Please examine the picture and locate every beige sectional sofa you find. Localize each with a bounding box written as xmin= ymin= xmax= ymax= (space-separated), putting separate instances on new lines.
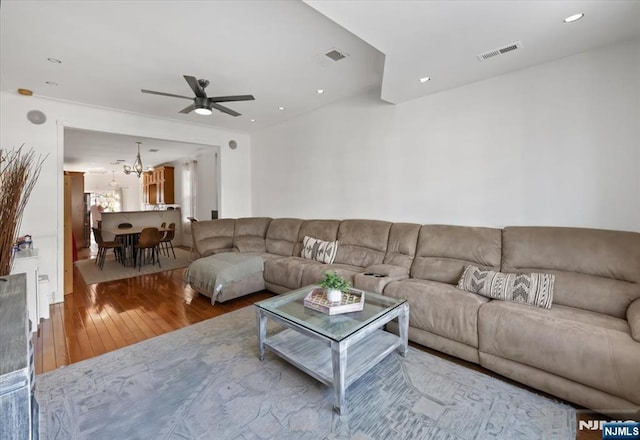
xmin=189 ymin=217 xmax=640 ymax=418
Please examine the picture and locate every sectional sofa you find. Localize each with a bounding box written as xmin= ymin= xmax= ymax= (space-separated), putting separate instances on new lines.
xmin=190 ymin=217 xmax=640 ymax=418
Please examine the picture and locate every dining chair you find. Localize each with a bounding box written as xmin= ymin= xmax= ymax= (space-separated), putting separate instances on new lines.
xmin=134 ymin=227 xmax=161 ymax=271
xmin=92 ymin=227 xmax=123 ymax=270
xmin=160 ymin=222 xmax=176 ymax=258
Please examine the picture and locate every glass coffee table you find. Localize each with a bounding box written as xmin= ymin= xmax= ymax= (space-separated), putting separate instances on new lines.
xmin=254 ymin=285 xmax=409 ymax=414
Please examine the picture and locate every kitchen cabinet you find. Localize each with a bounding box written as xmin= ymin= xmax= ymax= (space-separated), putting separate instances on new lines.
xmin=143 ymin=166 xmax=174 ymax=205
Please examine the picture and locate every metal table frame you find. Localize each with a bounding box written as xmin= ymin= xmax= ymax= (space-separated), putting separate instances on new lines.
xmin=255 ymin=290 xmax=409 ymax=415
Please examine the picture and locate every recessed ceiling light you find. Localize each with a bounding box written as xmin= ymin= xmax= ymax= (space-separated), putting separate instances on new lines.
xmin=45 ymin=81 xmax=58 ymax=86
xmin=17 ymin=88 xmax=33 ymax=96
xmin=278 ymin=106 xmax=285 ymax=110
xmin=316 ymin=89 xmax=324 ymax=94
xmin=563 ymin=13 xmax=584 ymax=23
xmin=419 ymin=77 xmax=431 ymax=83
xmin=47 ymin=57 xmax=62 ymax=63
xmin=250 ymin=119 xmax=256 ymax=122
xmin=149 ymin=148 xmax=159 ymax=152
xmin=116 ymin=159 xmax=126 ymax=162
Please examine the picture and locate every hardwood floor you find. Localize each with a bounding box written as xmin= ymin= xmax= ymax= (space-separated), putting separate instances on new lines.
xmin=33 ymin=245 xmax=607 ymax=439
xmin=33 ymin=246 xmax=275 ymax=374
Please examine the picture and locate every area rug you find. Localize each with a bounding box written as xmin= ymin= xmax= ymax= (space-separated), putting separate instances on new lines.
xmin=75 ymin=248 xmax=191 ymax=284
xmin=36 ymin=307 xmax=576 ymax=439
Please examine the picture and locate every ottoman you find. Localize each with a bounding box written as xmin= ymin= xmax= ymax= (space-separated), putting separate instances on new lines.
xmin=184 ymin=252 xmax=265 ymax=304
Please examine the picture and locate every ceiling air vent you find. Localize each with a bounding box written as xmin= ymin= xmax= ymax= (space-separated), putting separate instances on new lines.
xmin=476 ymin=41 xmax=523 ymax=62
xmin=325 ymin=49 xmax=348 ymax=62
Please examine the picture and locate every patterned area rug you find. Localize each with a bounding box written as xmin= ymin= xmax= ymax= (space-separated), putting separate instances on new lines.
xmin=75 ymin=248 xmax=191 ymax=284
xmin=36 ymin=307 xmax=576 ymax=439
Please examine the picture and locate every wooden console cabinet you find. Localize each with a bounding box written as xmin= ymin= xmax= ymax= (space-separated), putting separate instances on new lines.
xmin=142 ymin=166 xmax=174 ymax=205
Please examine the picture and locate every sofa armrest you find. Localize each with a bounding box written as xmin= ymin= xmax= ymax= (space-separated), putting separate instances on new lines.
xmin=354 ymin=264 xmax=409 ymax=294
xmin=628 ymin=298 xmax=640 ymax=343
xmin=363 ymin=264 xmax=409 ymax=278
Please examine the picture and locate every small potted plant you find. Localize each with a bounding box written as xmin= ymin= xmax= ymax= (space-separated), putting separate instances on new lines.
xmin=319 ymin=271 xmax=351 ymax=303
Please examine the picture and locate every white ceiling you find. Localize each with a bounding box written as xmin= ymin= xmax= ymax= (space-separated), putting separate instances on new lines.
xmin=2 ymin=1 xmax=639 ymax=171
xmin=64 ymin=128 xmax=212 ymax=173
xmin=306 ymin=0 xmax=640 ymax=103
xmin=0 ymin=0 xmax=385 ymax=132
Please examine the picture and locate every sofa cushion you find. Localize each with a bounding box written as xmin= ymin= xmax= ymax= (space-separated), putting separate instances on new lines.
xmin=264 ymin=256 xmax=322 ymax=290
xmin=293 ymin=220 xmax=341 ymax=256
xmin=192 ymin=219 xmax=235 ymax=258
xmin=628 ymin=299 xmax=640 ymax=343
xmin=502 ymin=226 xmax=640 ymax=318
xmin=411 ymin=225 xmax=501 ymax=284
xmin=265 ymin=218 xmax=303 ymax=256
xmin=457 ymin=265 xmax=555 ymax=309
xmin=234 ymin=236 xmax=267 ymax=253
xmin=233 ymin=217 xmax=271 ymax=253
xmin=234 ymin=217 xmax=272 ymax=238
xmin=334 ymin=219 xmax=391 ymax=267
xmin=384 ymin=279 xmax=489 ymax=348
xmin=383 ymin=223 xmax=421 ymax=269
xmin=300 ymin=263 xmax=363 ymax=287
xmin=364 ymin=264 xmax=409 ymax=278
xmin=479 ymin=301 xmax=640 ymax=405
xmin=301 ymin=236 xmax=339 ymax=264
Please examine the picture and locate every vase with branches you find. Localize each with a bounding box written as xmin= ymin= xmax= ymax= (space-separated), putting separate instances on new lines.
xmin=0 ymin=145 xmax=47 ymax=276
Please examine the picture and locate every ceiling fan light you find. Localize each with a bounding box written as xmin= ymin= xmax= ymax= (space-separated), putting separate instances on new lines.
xmin=194 ymin=106 xmax=212 ymax=115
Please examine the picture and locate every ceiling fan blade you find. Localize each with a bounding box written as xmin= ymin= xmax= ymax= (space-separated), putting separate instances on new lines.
xmin=210 ymin=102 xmax=241 ymax=117
xmin=207 ymin=95 xmax=255 ymax=103
xmin=179 ymin=103 xmax=196 ymax=114
xmin=183 ymin=75 xmax=206 ymax=98
xmin=141 ymin=89 xmax=193 ymax=100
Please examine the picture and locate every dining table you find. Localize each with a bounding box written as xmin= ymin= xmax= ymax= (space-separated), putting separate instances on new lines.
xmin=103 ymin=225 xmax=171 ymax=267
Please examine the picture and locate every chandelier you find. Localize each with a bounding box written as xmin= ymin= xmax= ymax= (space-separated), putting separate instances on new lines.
xmin=123 ymin=142 xmax=144 ymax=177
xmin=108 ymin=171 xmax=119 ymax=188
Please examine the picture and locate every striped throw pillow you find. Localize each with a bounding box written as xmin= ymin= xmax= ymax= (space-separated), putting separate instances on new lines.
xmin=457 ymin=265 xmax=555 ymax=309
xmin=301 ymin=236 xmax=339 ymax=264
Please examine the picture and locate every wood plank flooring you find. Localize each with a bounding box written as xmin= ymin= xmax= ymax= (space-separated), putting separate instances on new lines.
xmin=33 ymin=246 xmax=607 ymax=439
xmin=33 ymin=246 xmax=274 ymax=374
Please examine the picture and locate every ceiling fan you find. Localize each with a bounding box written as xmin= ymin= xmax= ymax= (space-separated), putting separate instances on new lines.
xmin=141 ymin=75 xmax=254 ymax=117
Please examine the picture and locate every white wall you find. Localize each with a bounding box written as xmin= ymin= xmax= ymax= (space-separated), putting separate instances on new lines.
xmin=251 ymin=38 xmax=640 ymax=232
xmin=195 ymin=149 xmax=219 ymax=221
xmin=0 ymin=94 xmax=252 ymax=302
xmin=167 ymin=151 xmax=221 ymax=245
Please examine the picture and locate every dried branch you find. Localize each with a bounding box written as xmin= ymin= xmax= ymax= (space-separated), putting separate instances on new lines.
xmin=0 ymin=145 xmax=47 ymax=276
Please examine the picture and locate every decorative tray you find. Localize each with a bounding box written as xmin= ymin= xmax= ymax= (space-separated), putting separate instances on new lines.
xmin=303 ymin=288 xmax=365 ymax=315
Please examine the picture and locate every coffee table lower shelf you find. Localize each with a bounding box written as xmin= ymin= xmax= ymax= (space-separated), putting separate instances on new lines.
xmin=264 ymin=327 xmax=401 ymax=391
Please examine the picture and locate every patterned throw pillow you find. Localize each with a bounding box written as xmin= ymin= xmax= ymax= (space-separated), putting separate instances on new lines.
xmin=457 ymin=265 xmax=555 ymax=309
xmin=301 ymin=236 xmax=339 ymax=264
